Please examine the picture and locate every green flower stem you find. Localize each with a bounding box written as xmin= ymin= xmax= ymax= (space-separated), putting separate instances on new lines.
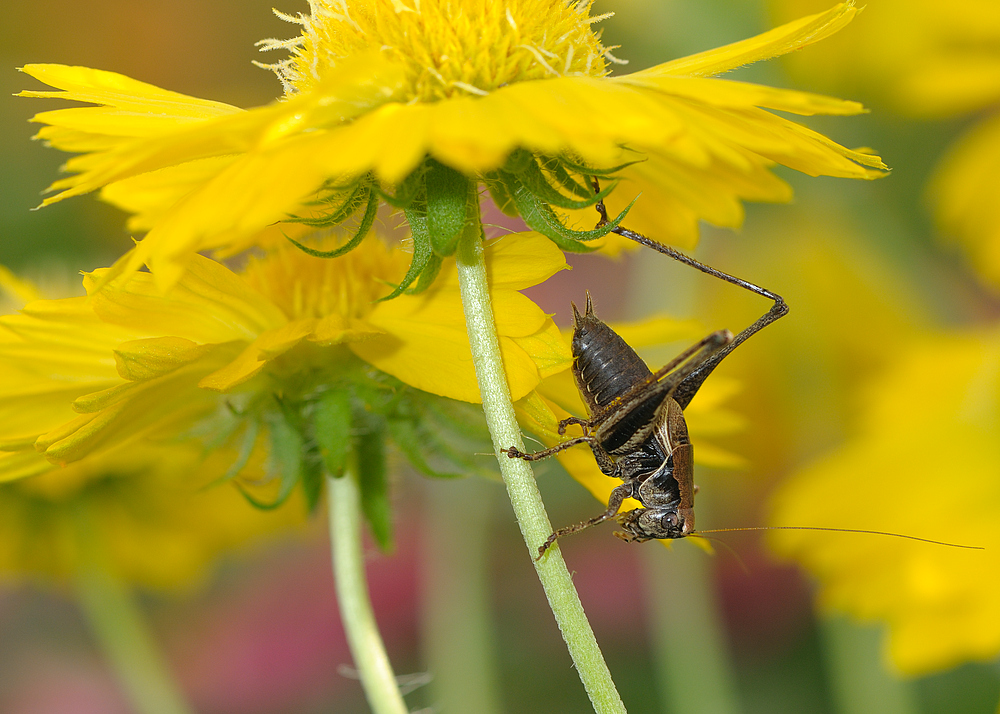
xmin=821 ymin=617 xmax=918 ymax=714
xmin=454 ymin=229 xmax=627 ymax=714
xmin=327 ymin=471 xmax=409 ymax=714
xmin=74 ymin=519 xmax=194 ymax=714
xmin=642 ymin=543 xmax=741 ymax=714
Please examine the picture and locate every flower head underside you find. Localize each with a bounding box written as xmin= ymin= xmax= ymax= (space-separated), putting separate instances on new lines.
xmin=20 ymin=2 xmax=885 ymax=291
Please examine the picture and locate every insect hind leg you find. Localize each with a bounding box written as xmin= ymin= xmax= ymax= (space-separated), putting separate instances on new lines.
xmin=590 ymin=177 xmax=788 ymax=409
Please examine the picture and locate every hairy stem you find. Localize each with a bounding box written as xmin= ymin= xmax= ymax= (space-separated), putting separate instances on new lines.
xmin=328 ymin=471 xmax=409 ymax=714
xmin=454 ymin=228 xmax=627 ymax=714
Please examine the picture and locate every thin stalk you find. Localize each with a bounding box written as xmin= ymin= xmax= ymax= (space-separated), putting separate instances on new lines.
xmin=74 ymin=514 xmax=195 ymax=714
xmin=421 ymin=477 xmax=503 ymax=714
xmin=642 ymin=544 xmax=741 ymax=714
xmin=328 ymin=471 xmax=409 ymax=714
xmin=821 ymin=617 xmax=918 ymax=714
xmin=454 ymin=227 xmax=627 ymax=714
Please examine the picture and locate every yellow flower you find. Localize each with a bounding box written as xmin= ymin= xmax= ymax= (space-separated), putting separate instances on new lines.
xmin=770 ymin=0 xmax=1000 ymax=290
xmin=0 ymin=443 xmax=306 ymax=590
xmin=0 ymin=231 xmax=567 ymax=475
xmin=0 ymin=273 xmax=305 ymax=589
xmin=21 ymin=1 xmax=884 ymax=289
xmin=516 ymin=315 xmax=746 ymax=521
xmin=768 ymin=329 xmax=1000 ymax=676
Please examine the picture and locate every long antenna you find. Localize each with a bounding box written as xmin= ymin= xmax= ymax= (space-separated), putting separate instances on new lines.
xmin=694 ymin=526 xmax=984 ymax=550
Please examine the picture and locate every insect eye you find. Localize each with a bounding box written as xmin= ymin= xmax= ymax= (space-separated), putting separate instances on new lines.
xmin=663 ymin=512 xmax=679 ymax=528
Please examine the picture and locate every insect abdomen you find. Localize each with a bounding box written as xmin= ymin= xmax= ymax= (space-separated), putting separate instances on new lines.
xmin=572 ymin=304 xmax=652 ymax=415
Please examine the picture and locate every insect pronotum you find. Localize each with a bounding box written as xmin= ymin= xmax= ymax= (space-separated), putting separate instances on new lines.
xmin=507 ymin=180 xmax=981 ymax=559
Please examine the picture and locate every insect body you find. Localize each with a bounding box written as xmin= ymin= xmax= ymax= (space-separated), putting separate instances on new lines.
xmin=507 ymin=295 xmax=746 ymax=557
xmin=508 ymin=208 xmax=788 ymax=558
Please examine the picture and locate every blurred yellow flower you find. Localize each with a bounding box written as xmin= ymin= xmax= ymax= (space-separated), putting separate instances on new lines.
xmin=768 ymin=329 xmax=1000 ymax=676
xmin=770 ymin=0 xmax=1000 ymax=289
xmin=0 ymin=273 xmax=304 ymax=590
xmin=0 ymin=443 xmax=305 ymax=590
xmin=0 ymin=231 xmax=567 ymax=475
xmin=20 ymin=1 xmax=884 ymax=288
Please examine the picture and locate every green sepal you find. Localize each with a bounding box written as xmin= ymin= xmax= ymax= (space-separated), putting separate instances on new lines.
xmin=515 ymin=159 xmax=616 ymax=210
xmin=510 ymin=177 xmax=637 ymax=251
xmin=295 ymin=179 xmax=371 ymax=227
xmin=386 ymin=418 xmax=461 ymax=479
xmin=239 ymin=407 xmax=302 ymax=510
xmin=558 ymin=156 xmax=645 ymax=178
xmin=313 ymin=389 xmax=352 ymax=477
xmin=286 ymin=188 xmax=379 ymax=259
xmin=379 ymin=207 xmax=433 ymax=301
xmin=485 ymin=174 xmax=519 ymax=217
xmin=299 ymin=448 xmax=324 ymax=512
xmin=425 ymin=159 xmax=473 ymax=257
xmin=502 ymin=148 xmax=534 ymax=175
xmin=377 ymin=168 xmax=425 ymax=209
xmin=407 ymin=253 xmax=443 ymax=296
xmin=221 ymin=419 xmax=259 ymax=483
xmin=356 ymin=419 xmax=393 ymax=551
xmin=545 ymin=160 xmax=595 ymax=199
xmin=507 ymin=178 xmax=591 ymax=253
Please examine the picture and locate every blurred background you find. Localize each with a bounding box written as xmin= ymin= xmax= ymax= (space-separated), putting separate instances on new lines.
xmin=2 ymin=0 xmax=999 ymax=712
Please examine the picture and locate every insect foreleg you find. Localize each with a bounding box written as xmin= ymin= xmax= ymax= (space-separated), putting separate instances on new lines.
xmin=536 ymin=481 xmax=635 ymax=559
xmin=557 ymin=415 xmax=589 ymax=435
xmin=505 ymin=435 xmax=595 ymax=461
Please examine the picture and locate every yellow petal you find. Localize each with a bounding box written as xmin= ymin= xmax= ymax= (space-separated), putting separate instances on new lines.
xmin=86 ymin=254 xmax=286 ymax=342
xmin=19 ymin=64 xmax=240 ymax=119
xmin=509 ymin=319 xmax=572 ymax=381
xmin=636 ymin=2 xmax=858 ymax=79
xmin=198 ymin=320 xmax=317 ymax=392
xmin=309 ymin=315 xmax=385 ymax=345
xmin=113 ymin=337 xmax=212 ymax=381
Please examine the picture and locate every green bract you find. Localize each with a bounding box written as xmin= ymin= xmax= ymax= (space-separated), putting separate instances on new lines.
xmin=284 ymin=151 xmax=637 ymax=290
xmin=198 ymin=348 xmax=495 ymax=551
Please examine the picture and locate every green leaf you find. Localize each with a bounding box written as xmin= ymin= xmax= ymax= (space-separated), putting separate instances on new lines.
xmin=425 ymin=159 xmax=472 ymax=257
xmin=313 ymin=389 xmax=352 ymax=477
xmin=356 ymin=419 xmax=393 ymax=552
xmin=380 ymin=207 xmax=434 ymax=301
xmin=286 ymin=188 xmax=379 ymax=259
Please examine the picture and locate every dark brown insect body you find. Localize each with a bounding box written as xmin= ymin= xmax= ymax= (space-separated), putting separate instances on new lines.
xmin=567 ymin=296 xmax=717 ymax=541
xmin=507 ymin=295 xmax=744 ymax=556
xmin=508 ymin=185 xmax=788 ymax=557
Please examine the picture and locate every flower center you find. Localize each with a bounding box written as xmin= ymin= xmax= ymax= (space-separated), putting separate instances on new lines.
xmin=241 ymin=236 xmax=408 ymax=322
xmin=264 ymin=0 xmax=612 ymax=100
